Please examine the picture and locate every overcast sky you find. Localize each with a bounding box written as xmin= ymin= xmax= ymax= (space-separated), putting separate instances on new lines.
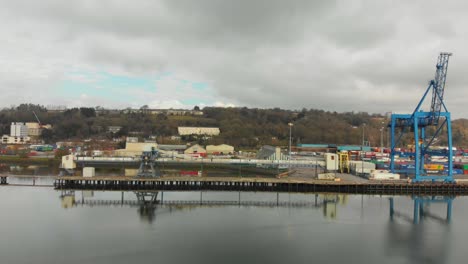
xmin=0 ymin=1 xmax=466 ymax=117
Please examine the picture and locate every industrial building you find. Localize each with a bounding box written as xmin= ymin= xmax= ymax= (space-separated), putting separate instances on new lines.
xmin=184 ymin=144 xmax=207 ymax=156
xmin=206 ymin=144 xmax=234 ymax=155
xmin=24 ymin=122 xmax=52 ymax=143
xmin=114 ymin=142 xmax=158 ymax=157
xmin=178 ymin=127 xmax=220 ymax=136
xmin=257 ymin=145 xmax=288 ymax=160
xmin=158 ymin=144 xmax=187 ymax=153
xmin=294 ymin=144 xmax=372 ymax=153
xmin=1 ymin=135 xmax=31 ymax=144
xmin=1 ymin=122 xmax=31 ymax=144
xmin=25 ymin=122 xmax=42 ymax=137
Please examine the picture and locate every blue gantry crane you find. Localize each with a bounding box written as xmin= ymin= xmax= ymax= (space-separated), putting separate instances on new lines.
xmin=389 ymin=52 xmax=453 ymax=182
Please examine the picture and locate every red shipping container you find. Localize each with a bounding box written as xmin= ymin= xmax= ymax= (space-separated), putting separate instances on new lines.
xmin=180 ymin=170 xmax=199 ymax=176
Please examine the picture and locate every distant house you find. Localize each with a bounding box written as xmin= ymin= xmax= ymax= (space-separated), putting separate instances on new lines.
xmin=168 ymin=110 xmax=189 ymax=115
xmin=256 ymin=145 xmax=288 ymax=160
xmin=56 ymin=141 xmax=85 ymax=148
xmin=108 ymin=126 xmax=122 ymax=133
xmin=126 ymin=137 xmax=139 ymax=143
xmin=170 ymin=135 xmax=181 ymax=141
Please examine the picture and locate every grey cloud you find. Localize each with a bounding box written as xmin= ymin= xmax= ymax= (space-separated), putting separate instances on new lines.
xmin=0 ymin=0 xmax=467 ymax=118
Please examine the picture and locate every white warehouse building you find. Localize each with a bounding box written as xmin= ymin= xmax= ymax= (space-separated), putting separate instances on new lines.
xmin=206 ymin=144 xmax=234 ymax=155
xmin=178 ymin=127 xmax=220 ymax=136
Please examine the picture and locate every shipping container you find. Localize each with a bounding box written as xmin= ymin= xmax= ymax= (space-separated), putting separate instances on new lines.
xmin=369 ymin=170 xmax=400 ymax=180
xmin=376 ymin=163 xmax=390 ymax=170
xmin=83 ymin=167 xmax=95 ymax=178
xmin=424 ymin=164 xmax=444 ymax=170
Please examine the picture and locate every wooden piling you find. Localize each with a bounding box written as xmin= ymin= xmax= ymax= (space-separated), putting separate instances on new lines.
xmin=51 ymin=176 xmax=468 ymax=195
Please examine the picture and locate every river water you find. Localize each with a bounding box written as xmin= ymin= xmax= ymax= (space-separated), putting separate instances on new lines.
xmin=1 ymin=176 xmax=467 ymax=264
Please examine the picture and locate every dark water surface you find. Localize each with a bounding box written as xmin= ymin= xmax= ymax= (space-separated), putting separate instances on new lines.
xmin=1 ymin=176 xmax=467 ymax=264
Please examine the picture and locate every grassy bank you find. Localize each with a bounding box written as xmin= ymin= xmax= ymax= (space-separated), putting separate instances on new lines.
xmin=0 ymin=156 xmax=60 ymax=165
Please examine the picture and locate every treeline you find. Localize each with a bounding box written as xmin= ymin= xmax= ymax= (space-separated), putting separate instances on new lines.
xmin=1 ymin=104 xmax=468 ymax=149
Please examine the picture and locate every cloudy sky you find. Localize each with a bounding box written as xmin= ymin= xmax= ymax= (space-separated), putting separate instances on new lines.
xmin=0 ymin=1 xmax=466 ymax=117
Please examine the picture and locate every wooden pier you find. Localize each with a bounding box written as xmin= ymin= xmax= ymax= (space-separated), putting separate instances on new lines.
xmin=55 ymin=176 xmax=468 ymax=195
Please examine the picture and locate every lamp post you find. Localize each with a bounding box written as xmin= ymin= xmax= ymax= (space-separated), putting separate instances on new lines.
xmin=288 ymin=122 xmax=293 ymax=170
xmin=362 ymin=123 xmax=366 ymax=147
xmin=361 ymin=123 xmax=366 ymax=177
xmin=380 ymin=127 xmax=384 ymax=153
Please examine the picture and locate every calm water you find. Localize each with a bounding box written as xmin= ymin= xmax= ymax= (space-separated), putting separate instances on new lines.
xmin=1 ymin=177 xmax=467 ymax=264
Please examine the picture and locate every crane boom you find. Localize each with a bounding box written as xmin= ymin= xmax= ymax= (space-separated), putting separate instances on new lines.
xmin=430 ymin=52 xmax=452 ymax=125
xmin=32 ymin=111 xmax=41 ymax=126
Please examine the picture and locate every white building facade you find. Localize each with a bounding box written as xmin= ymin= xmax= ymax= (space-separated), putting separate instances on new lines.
xmin=10 ymin=122 xmax=28 ymax=137
xmin=206 ymin=144 xmax=234 ymax=155
xmin=178 ymin=127 xmax=220 ymax=136
xmin=1 ymin=122 xmax=31 ymax=144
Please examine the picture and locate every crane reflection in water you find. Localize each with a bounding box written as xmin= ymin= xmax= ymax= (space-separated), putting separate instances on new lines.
xmin=385 ymin=196 xmax=454 ymax=264
xmin=59 ymin=191 xmax=348 ymax=223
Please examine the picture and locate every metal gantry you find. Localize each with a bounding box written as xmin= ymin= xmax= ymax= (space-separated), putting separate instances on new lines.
xmin=136 ymin=147 xmax=161 ymax=178
xmin=390 ymin=52 xmax=454 ymax=182
xmin=338 ymin=152 xmax=350 ymax=173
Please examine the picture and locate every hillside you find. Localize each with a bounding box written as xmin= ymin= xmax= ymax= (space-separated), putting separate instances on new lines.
xmin=1 ymin=104 xmax=467 ymax=149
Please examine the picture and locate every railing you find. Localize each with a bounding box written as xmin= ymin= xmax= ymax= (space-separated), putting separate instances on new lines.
xmin=73 ymin=156 xmax=325 ymax=167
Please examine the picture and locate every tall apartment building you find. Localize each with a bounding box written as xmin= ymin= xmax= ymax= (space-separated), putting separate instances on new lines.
xmin=10 ymin=122 xmax=28 ymax=137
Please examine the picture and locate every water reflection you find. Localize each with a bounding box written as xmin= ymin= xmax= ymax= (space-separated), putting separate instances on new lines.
xmin=13 ymin=188 xmax=461 ymax=264
xmin=386 ymin=196 xmax=453 ymax=264
xmin=58 ymin=191 xmax=349 ymax=223
xmin=389 ymin=196 xmax=453 ymax=224
xmin=59 ymin=190 xmax=76 ymax=209
xmin=134 ymin=192 xmax=159 ymax=223
xmin=58 ymin=189 xmax=457 ymax=263
xmin=0 ymin=164 xmax=59 ymax=176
